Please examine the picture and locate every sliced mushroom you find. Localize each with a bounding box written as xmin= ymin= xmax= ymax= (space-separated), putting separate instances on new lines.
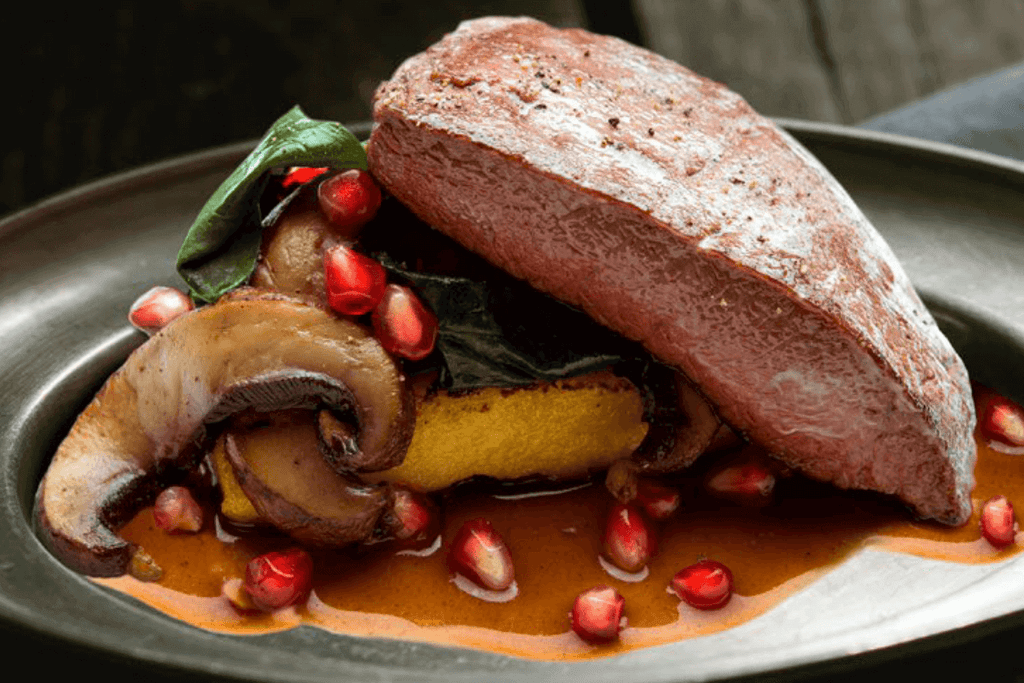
xmin=223 ymin=412 xmax=390 ymax=547
xmin=631 ymin=367 xmax=721 ymax=473
xmin=36 ymin=289 xmax=414 ymax=576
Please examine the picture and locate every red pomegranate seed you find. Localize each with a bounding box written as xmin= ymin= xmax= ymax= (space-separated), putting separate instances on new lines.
xmin=635 ymin=480 xmax=681 ymax=521
xmin=448 ymin=518 xmax=515 ymax=591
xmin=317 ymin=169 xmax=382 ymax=235
xmin=128 ymin=286 xmax=194 ymax=334
xmin=372 ymin=284 xmax=438 ymax=360
xmin=391 ymin=487 xmax=435 ymax=541
xmin=222 ymin=578 xmax=259 ymax=614
xmin=152 ymin=486 xmax=203 ymax=533
xmin=571 ymin=585 xmax=626 ymax=644
xmin=322 ymin=244 xmax=387 ymax=316
xmin=671 ymin=559 xmax=734 ymax=610
xmin=981 ymin=495 xmax=1018 ymax=548
xmin=705 ymin=455 xmax=776 ymax=507
xmin=244 ymin=548 xmax=314 ymax=611
xmin=982 ymin=397 xmax=1024 ymax=447
xmin=603 ymin=504 xmax=656 ymax=573
xmin=281 ymin=166 xmax=329 ymax=189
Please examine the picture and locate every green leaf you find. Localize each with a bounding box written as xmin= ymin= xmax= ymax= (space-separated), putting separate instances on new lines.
xmin=176 ymin=106 xmax=366 ymax=302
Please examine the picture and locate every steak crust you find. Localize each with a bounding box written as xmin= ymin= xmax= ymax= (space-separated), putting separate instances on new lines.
xmin=367 ymin=16 xmax=976 ymax=524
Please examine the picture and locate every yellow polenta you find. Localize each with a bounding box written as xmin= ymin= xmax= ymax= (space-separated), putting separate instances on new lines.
xmin=215 ymin=370 xmax=646 ymax=523
xmin=368 ymin=371 xmax=646 ymax=490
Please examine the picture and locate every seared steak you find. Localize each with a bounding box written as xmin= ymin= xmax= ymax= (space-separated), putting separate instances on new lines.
xmin=367 ymin=17 xmax=975 ymax=524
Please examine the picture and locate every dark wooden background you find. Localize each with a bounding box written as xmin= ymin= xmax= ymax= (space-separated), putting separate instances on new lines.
xmin=4 ymin=0 xmax=1024 ymax=219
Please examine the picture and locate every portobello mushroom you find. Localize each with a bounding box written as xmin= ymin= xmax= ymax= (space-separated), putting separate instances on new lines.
xmin=223 ymin=413 xmax=390 ymax=547
xmin=36 ymin=289 xmax=414 ymax=576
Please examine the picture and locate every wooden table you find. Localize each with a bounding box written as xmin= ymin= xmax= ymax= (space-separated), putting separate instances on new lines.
xmin=4 ymin=1 xmax=1024 ymax=217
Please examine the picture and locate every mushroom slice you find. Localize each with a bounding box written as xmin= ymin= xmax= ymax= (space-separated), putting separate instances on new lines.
xmin=631 ymin=367 xmax=721 ymax=474
xmin=223 ymin=413 xmax=389 ymax=547
xmin=36 ymin=289 xmax=414 ymax=576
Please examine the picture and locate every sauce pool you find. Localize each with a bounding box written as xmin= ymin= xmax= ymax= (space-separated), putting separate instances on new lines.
xmin=96 ymin=383 xmax=1023 ymax=660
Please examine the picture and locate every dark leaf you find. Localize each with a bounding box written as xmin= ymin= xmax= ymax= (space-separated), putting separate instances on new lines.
xmin=401 ymin=268 xmax=633 ymax=390
xmin=363 ymin=199 xmax=638 ymax=390
xmin=176 ymin=106 xmax=365 ymax=302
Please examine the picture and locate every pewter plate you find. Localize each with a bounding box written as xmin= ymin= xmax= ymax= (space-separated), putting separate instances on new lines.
xmin=2 ymin=121 xmax=1024 ymax=681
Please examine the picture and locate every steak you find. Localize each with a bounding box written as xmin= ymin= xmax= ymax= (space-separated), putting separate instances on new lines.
xmin=366 ymin=16 xmax=976 ymax=524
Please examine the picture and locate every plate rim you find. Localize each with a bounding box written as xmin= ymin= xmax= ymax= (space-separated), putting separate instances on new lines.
xmin=2 ymin=118 xmax=1024 ymax=682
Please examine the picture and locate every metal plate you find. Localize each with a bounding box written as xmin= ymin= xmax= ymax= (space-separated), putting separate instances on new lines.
xmin=2 ymin=121 xmax=1024 ymax=681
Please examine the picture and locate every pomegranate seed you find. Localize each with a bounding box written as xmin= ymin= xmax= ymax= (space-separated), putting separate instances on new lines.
xmin=603 ymin=504 xmax=656 ymax=573
xmin=372 ymin=284 xmax=438 ymax=361
xmin=982 ymin=397 xmax=1024 ymax=447
xmin=705 ymin=454 xmax=776 ymax=507
xmin=222 ymin=578 xmax=259 ymax=614
xmin=981 ymin=495 xmax=1018 ymax=548
xmin=571 ymin=585 xmax=626 ymax=644
xmin=152 ymin=486 xmax=203 ymax=533
xmin=448 ymin=518 xmax=515 ymax=591
xmin=635 ymin=480 xmax=681 ymax=521
xmin=317 ymin=169 xmax=382 ymax=235
xmin=128 ymin=286 xmax=194 ymax=334
xmin=390 ymin=487 xmax=435 ymax=541
xmin=281 ymin=166 xmax=329 ymax=189
xmin=322 ymin=244 xmax=387 ymax=316
xmin=244 ymin=548 xmax=314 ymax=611
xmin=671 ymin=559 xmax=734 ymax=610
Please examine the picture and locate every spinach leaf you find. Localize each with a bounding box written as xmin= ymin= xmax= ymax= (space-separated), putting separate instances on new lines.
xmin=392 ymin=266 xmax=634 ymax=390
xmin=176 ymin=106 xmax=366 ymax=302
xmin=363 ymin=199 xmax=638 ymax=391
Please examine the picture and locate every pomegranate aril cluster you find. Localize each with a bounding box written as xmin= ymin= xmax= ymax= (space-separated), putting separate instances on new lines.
xmin=313 ymin=169 xmax=439 ymax=361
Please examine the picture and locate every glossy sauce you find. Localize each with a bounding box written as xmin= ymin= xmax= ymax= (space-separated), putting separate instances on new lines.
xmin=96 ymin=383 xmax=1023 ymax=660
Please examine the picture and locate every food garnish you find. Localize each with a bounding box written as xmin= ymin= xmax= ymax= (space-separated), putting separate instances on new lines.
xmin=602 ymin=503 xmax=656 ymax=574
xmin=980 ymin=495 xmax=1018 ymax=548
xmin=670 ymin=560 xmax=734 ymax=610
xmin=571 ymin=585 xmax=626 ymax=644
